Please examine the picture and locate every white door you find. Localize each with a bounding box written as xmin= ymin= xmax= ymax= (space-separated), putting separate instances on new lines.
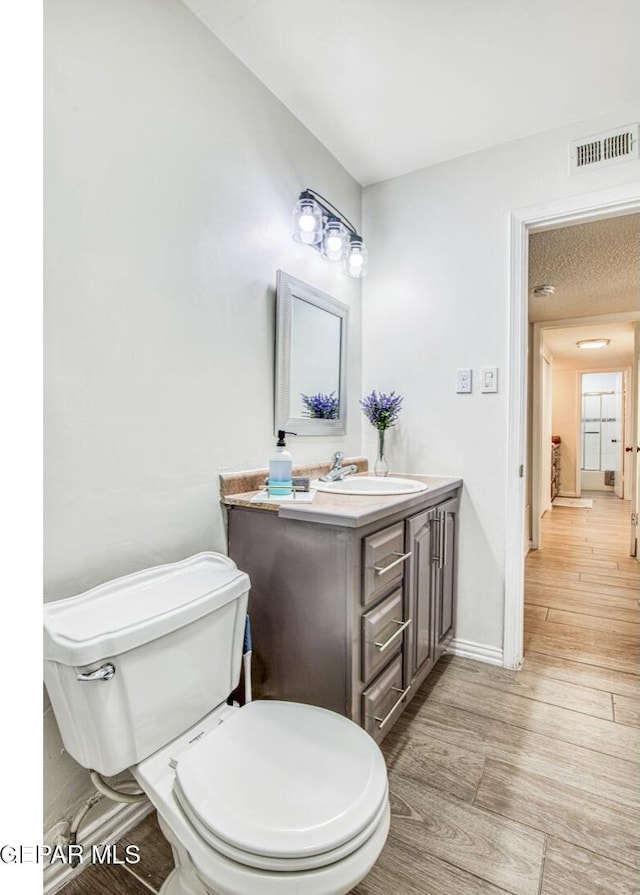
xmin=630 ymin=324 xmax=640 ymax=557
xmin=540 ymin=353 xmax=553 ymax=515
xmin=613 ymin=371 xmax=624 ymax=499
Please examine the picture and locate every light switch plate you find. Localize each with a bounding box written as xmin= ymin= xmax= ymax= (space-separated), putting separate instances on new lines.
xmin=481 ymin=366 xmax=498 ymax=393
xmin=456 ymin=369 xmax=472 ymax=394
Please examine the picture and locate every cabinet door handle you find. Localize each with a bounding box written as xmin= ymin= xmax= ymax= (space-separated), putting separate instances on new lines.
xmin=374 ymin=685 xmax=411 ymax=730
xmin=373 ymin=551 xmax=412 ymax=575
xmin=438 ymin=513 xmax=445 ymax=568
xmin=431 ymin=517 xmax=441 ymax=564
xmin=374 ymin=617 xmax=412 ymax=652
xmin=442 ymin=512 xmax=450 ymax=568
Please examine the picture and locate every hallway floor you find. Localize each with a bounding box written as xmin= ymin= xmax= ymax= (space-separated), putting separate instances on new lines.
xmin=61 ymin=492 xmax=639 ymax=895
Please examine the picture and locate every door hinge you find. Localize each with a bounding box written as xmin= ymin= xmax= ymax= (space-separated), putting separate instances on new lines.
xmin=519 ymin=465 xmax=524 ymax=478
xmin=632 ymin=513 xmax=639 ymax=526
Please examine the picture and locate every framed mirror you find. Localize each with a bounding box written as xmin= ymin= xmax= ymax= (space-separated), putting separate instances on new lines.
xmin=275 ymin=270 xmax=348 ymax=436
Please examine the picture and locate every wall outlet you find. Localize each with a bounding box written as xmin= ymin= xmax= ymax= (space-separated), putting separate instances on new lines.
xmin=481 ymin=366 xmax=498 ymax=393
xmin=456 ymin=369 xmax=472 ymax=394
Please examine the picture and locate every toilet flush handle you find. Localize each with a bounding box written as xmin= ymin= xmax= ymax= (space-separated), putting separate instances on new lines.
xmin=77 ymin=663 xmax=116 ymax=682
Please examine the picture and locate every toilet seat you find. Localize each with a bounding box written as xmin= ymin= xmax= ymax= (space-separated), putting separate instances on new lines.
xmin=173 ymin=701 xmax=389 ymax=872
xmin=177 ymin=790 xmax=389 ymax=872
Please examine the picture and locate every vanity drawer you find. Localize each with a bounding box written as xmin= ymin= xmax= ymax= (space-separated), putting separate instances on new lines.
xmin=362 ymin=521 xmax=409 ymax=606
xmin=361 ymin=654 xmax=407 ymax=742
xmin=361 ymin=587 xmax=408 ymax=683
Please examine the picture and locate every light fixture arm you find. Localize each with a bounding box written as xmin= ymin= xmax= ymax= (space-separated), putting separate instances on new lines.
xmin=299 ymin=188 xmax=360 ymax=238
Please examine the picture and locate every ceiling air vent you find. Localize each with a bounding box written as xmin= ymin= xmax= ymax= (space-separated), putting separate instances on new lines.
xmin=569 ymin=124 xmax=639 ymax=174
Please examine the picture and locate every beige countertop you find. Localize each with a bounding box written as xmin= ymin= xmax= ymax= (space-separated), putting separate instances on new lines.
xmin=221 ymin=469 xmax=462 ymax=528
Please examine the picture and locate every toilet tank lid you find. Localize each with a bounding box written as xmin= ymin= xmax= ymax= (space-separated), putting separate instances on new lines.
xmin=43 ymin=552 xmax=250 ymax=667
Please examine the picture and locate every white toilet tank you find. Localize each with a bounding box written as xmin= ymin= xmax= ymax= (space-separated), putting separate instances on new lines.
xmin=44 ymin=552 xmax=250 ymax=777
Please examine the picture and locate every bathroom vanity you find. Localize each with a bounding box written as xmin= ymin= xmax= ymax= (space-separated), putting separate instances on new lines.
xmin=221 ymin=469 xmax=461 ymax=742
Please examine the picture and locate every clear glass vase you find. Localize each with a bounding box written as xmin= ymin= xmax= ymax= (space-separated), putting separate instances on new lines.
xmin=374 ymin=428 xmax=389 ymax=476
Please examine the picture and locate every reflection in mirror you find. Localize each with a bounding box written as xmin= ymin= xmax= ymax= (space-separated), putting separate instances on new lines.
xmin=291 ymin=299 xmax=341 ymax=418
xmin=275 ymin=271 xmax=348 ymax=436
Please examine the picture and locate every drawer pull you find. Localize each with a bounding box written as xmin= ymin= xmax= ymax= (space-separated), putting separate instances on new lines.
xmin=373 ymin=617 xmax=412 ymax=652
xmin=374 ymin=685 xmax=411 ymax=730
xmin=373 ymin=551 xmax=412 ymax=576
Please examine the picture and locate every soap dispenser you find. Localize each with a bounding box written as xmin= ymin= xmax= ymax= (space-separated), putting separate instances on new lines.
xmin=268 ymin=431 xmax=295 ymax=496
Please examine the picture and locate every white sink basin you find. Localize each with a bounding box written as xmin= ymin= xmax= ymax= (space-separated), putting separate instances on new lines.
xmin=313 ymin=476 xmax=429 ymax=496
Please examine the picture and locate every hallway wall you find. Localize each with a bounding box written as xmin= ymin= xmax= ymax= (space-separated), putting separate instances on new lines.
xmin=44 ymin=0 xmax=362 ymax=833
xmin=363 ymin=103 xmax=640 ymax=655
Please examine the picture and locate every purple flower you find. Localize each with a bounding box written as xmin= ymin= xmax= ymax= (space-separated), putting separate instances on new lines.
xmin=360 ymin=390 xmax=403 ymax=430
xmin=301 ymin=391 xmax=339 ymax=420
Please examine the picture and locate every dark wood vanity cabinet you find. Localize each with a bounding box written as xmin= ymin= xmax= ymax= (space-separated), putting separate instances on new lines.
xmin=405 ymin=510 xmax=438 ymax=682
xmin=404 ymin=496 xmax=458 ymax=696
xmin=225 ymin=483 xmax=460 ymax=742
xmin=436 ymin=497 xmax=458 ymax=651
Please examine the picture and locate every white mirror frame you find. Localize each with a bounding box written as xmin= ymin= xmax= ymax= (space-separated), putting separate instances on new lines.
xmin=275 ymin=270 xmax=348 ymax=436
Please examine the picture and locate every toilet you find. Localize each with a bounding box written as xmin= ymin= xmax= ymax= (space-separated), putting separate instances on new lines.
xmin=43 ymin=552 xmax=390 ymax=895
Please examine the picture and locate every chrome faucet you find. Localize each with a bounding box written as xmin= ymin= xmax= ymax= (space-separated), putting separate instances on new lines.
xmin=319 ymin=452 xmax=358 ymax=482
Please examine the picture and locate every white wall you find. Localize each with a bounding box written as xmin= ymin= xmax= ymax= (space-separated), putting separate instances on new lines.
xmin=362 ymin=105 xmax=640 ymax=654
xmin=44 ymin=0 xmax=362 ymax=830
xmin=581 ymin=470 xmax=614 ymax=491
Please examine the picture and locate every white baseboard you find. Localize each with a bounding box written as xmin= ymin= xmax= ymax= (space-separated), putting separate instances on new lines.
xmin=446 ymin=637 xmax=504 ymax=667
xmin=44 ymin=799 xmax=153 ymax=895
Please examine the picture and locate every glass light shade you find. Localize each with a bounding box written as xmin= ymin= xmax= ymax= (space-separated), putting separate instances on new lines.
xmin=292 ymin=197 xmax=322 ymax=246
xmin=343 ymin=238 xmax=368 ymax=277
xmin=322 ymin=219 xmax=348 ymax=261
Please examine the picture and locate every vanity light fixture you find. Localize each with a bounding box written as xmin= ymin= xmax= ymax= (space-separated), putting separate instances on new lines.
xmin=292 ymin=188 xmax=368 ymax=277
xmin=344 ymin=235 xmax=368 ymax=278
xmin=322 ymin=219 xmax=348 ymax=262
xmin=576 ymin=338 xmax=610 ymax=350
xmin=292 ymin=193 xmax=323 ymax=246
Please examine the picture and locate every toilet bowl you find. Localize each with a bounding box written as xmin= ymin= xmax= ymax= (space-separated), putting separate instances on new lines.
xmin=134 ymin=699 xmax=390 ymax=895
xmin=43 ymin=552 xmax=390 ymax=895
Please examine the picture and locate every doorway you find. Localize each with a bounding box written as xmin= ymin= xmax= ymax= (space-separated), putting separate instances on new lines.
xmin=580 ymin=370 xmax=625 ymax=496
xmin=530 ymin=317 xmax=636 ymax=553
xmin=503 ymin=184 xmax=640 ymax=670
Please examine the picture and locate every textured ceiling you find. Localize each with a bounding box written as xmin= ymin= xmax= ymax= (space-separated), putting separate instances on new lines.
xmin=529 ymin=214 xmax=640 ymax=324
xmin=181 ymin=0 xmax=640 ymax=185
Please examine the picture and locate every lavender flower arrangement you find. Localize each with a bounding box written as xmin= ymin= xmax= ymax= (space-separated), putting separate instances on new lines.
xmin=360 ymin=390 xmax=403 ymax=430
xmin=301 ymin=391 xmax=339 ymax=420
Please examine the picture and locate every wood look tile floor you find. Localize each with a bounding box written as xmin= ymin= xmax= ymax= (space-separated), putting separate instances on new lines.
xmin=61 ymin=492 xmax=639 ymax=895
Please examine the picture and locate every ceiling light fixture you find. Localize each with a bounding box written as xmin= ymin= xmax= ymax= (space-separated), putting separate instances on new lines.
xmin=292 ymin=188 xmax=368 ymax=277
xmin=532 ymin=284 xmax=555 ymax=296
xmin=576 ymin=339 xmax=610 ymax=350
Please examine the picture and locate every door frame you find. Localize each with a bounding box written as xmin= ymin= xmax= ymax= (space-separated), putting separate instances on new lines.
xmin=631 ymin=323 xmax=640 ymax=556
xmin=530 ymin=316 xmax=639 ymax=550
xmin=577 ymin=366 xmax=631 ymax=499
xmin=503 ymin=182 xmax=640 ymax=670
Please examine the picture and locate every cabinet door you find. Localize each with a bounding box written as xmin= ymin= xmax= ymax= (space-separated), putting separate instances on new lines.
xmin=405 ymin=510 xmax=437 ymax=678
xmin=436 ymin=498 xmax=458 ymax=653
